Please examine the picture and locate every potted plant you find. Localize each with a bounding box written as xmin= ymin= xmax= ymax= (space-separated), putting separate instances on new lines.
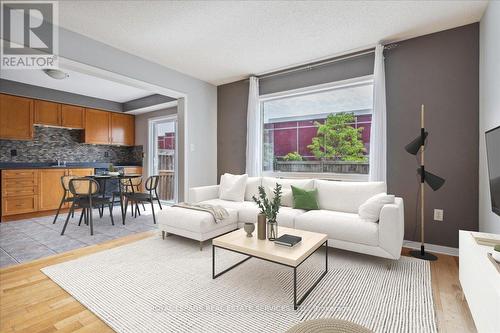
xmin=253 ymin=183 xmax=282 ymax=241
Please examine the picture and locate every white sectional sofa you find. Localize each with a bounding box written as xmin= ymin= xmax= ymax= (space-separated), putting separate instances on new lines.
xmin=189 ymin=177 xmax=404 ymax=260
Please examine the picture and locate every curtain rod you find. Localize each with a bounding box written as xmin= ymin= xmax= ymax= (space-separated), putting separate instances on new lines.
xmin=251 ymin=44 xmax=398 ymax=81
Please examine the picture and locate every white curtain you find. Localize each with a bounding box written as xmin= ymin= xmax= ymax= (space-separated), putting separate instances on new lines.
xmin=369 ymin=44 xmax=387 ymax=182
xmin=245 ymin=76 xmax=262 ymax=176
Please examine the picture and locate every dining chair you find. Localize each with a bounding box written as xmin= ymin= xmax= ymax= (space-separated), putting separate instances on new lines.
xmin=122 ymin=175 xmax=160 ymax=225
xmin=52 ymin=175 xmax=78 ymax=224
xmin=112 ymin=177 xmax=145 ymax=217
xmin=61 ymin=178 xmax=115 ymax=236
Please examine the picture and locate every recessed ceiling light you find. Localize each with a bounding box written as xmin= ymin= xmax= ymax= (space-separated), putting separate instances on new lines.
xmin=42 ymin=69 xmax=69 ymax=80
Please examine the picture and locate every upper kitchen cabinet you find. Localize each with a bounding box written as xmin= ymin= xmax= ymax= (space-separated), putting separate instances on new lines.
xmin=61 ymin=104 xmax=85 ymax=129
xmin=111 ymin=113 xmax=135 ymax=146
xmin=34 ymin=100 xmax=61 ymax=126
xmin=84 ymin=108 xmax=111 ymax=144
xmin=0 ymin=94 xmax=34 ymax=140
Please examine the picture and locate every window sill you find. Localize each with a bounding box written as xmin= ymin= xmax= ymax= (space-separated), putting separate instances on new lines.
xmin=262 ymin=171 xmax=369 ymax=182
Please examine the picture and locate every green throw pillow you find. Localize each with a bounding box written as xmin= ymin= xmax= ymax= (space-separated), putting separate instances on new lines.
xmin=291 ymin=185 xmax=319 ymax=210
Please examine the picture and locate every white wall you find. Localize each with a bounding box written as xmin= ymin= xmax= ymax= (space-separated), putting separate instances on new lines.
xmin=479 ymin=1 xmax=500 ymax=234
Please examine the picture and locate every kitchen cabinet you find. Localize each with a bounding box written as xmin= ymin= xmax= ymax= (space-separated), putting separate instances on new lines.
xmin=84 ymin=108 xmax=111 ymax=144
xmin=61 ymin=104 xmax=84 ymax=129
xmin=1 ymin=169 xmax=38 ymax=217
xmin=0 ymin=168 xmax=97 ymax=220
xmin=0 ymin=94 xmax=34 ymax=140
xmin=38 ymin=169 xmax=66 ymax=211
xmin=34 ymin=100 xmax=61 ymax=126
xmin=111 ymin=113 xmax=135 ymax=146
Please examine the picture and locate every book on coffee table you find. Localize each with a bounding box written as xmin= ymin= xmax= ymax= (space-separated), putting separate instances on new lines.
xmin=274 ymin=234 xmax=302 ymax=247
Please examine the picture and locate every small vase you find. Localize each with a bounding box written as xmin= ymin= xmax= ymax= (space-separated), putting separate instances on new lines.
xmin=267 ymin=220 xmax=278 ymax=241
xmin=244 ymin=223 xmax=255 ymax=237
xmin=257 ymin=214 xmax=266 ymax=240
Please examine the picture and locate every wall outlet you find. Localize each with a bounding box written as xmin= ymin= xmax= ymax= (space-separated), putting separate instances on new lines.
xmin=104 ymin=151 xmax=109 ymax=157
xmin=434 ymin=209 xmax=444 ymax=221
xmin=10 ymin=149 xmax=17 ymax=157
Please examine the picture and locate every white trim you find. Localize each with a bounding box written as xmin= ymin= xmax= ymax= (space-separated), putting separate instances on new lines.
xmin=259 ymin=74 xmax=374 ymax=101
xmin=259 ymin=75 xmax=373 ymax=179
xmin=148 ymin=115 xmax=179 ymax=203
xmin=403 ymin=240 xmax=458 ymax=257
xmin=262 ymin=171 xmax=368 ymax=182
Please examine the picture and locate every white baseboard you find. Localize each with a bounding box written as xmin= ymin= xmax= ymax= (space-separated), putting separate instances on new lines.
xmin=403 ymin=240 xmax=458 ymax=256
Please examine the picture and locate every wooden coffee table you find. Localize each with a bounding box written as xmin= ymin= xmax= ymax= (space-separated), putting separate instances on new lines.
xmin=212 ymin=226 xmax=328 ymax=310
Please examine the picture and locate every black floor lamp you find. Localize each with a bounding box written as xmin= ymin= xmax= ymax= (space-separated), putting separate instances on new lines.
xmin=405 ymin=105 xmax=445 ymax=261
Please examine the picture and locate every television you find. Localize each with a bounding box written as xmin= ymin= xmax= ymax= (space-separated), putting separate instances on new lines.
xmin=486 ymin=125 xmax=500 ymax=216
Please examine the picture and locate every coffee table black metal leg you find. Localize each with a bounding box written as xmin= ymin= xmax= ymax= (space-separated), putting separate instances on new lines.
xmin=212 ymin=246 xmax=252 ymax=279
xmin=293 ymin=241 xmax=329 ymax=310
xmin=293 ymin=267 xmax=298 ymax=310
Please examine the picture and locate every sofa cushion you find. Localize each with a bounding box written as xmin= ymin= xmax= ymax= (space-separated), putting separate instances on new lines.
xmin=245 ymin=177 xmax=262 ymax=202
xmin=314 ymin=180 xmax=387 ymax=213
xmin=295 ymin=210 xmax=379 ymax=246
xmin=200 ymin=199 xmax=257 ymax=211
xmin=268 ymin=186 xmax=293 ymax=207
xmin=262 ymin=177 xmax=314 ymax=207
xmin=219 ymin=173 xmax=248 ymax=202
xmin=157 ymin=206 xmax=237 ymax=234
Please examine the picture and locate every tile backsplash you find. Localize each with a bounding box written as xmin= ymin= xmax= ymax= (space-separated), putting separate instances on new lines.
xmin=0 ymin=126 xmax=142 ymax=164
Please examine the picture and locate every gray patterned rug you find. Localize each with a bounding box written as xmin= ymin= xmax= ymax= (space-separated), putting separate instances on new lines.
xmin=42 ymin=234 xmax=437 ymax=333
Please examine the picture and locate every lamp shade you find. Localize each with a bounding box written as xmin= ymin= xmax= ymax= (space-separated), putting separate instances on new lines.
xmin=417 ymin=168 xmax=445 ymax=191
xmin=405 ymin=131 xmax=428 ymax=155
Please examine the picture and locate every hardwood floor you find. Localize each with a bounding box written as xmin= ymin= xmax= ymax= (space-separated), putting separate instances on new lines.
xmin=1 ymin=235 xmax=476 ymax=333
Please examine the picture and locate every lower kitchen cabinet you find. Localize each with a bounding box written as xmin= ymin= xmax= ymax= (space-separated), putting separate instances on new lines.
xmin=1 ymin=168 xmax=96 ymax=221
xmin=38 ymin=169 xmax=67 ymax=211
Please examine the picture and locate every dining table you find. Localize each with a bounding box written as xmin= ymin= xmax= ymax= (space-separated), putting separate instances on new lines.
xmin=86 ymin=173 xmax=142 ymax=224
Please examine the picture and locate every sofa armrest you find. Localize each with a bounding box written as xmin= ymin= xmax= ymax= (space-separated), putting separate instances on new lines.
xmin=378 ymin=197 xmax=405 ymax=259
xmin=189 ymin=185 xmax=220 ymax=203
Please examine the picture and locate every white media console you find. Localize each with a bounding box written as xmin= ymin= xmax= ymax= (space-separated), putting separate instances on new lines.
xmin=459 ymin=230 xmax=500 ymax=332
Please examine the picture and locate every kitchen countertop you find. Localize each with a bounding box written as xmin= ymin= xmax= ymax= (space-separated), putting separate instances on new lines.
xmin=0 ymin=162 xmax=142 ymax=170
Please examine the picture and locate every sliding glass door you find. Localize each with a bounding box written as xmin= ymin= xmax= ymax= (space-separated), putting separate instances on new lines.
xmin=150 ymin=116 xmax=177 ymax=204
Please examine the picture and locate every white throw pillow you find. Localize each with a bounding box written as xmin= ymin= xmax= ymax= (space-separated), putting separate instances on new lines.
xmin=268 ymin=186 xmax=293 ymax=207
xmin=219 ymin=173 xmax=248 ymax=202
xmin=244 ymin=177 xmax=262 ymax=201
xmin=358 ymin=193 xmax=395 ymax=222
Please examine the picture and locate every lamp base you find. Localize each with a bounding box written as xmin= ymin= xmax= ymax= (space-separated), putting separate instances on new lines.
xmin=409 ymin=246 xmax=438 ymax=261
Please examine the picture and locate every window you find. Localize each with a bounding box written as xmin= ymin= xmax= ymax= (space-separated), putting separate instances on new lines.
xmin=261 ymin=77 xmax=373 ymax=179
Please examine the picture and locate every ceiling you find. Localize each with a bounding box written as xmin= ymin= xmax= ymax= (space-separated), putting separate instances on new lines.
xmin=0 ymin=67 xmax=153 ymax=103
xmin=56 ymin=1 xmax=488 ymax=85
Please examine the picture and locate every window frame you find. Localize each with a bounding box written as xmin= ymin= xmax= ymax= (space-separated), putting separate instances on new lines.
xmin=259 ymin=75 xmax=374 ymax=181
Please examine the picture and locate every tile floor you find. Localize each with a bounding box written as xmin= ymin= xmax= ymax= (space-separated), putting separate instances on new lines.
xmin=0 ymin=204 xmax=161 ymax=268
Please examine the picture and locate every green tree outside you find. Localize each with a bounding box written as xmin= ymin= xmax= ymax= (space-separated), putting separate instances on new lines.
xmin=307 ymin=112 xmax=367 ymax=162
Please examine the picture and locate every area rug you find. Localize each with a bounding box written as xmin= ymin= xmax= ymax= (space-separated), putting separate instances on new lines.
xmin=41 ymin=235 xmax=437 ymax=333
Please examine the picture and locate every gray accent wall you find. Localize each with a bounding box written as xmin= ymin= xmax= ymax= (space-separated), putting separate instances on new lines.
xmin=0 ymin=126 xmax=142 ymax=165
xmin=217 ymin=23 xmax=479 ymax=248
xmin=385 ymin=23 xmax=479 ymax=248
xmin=479 ymin=2 xmax=500 ymax=234
xmin=217 ymin=80 xmax=249 ymax=180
